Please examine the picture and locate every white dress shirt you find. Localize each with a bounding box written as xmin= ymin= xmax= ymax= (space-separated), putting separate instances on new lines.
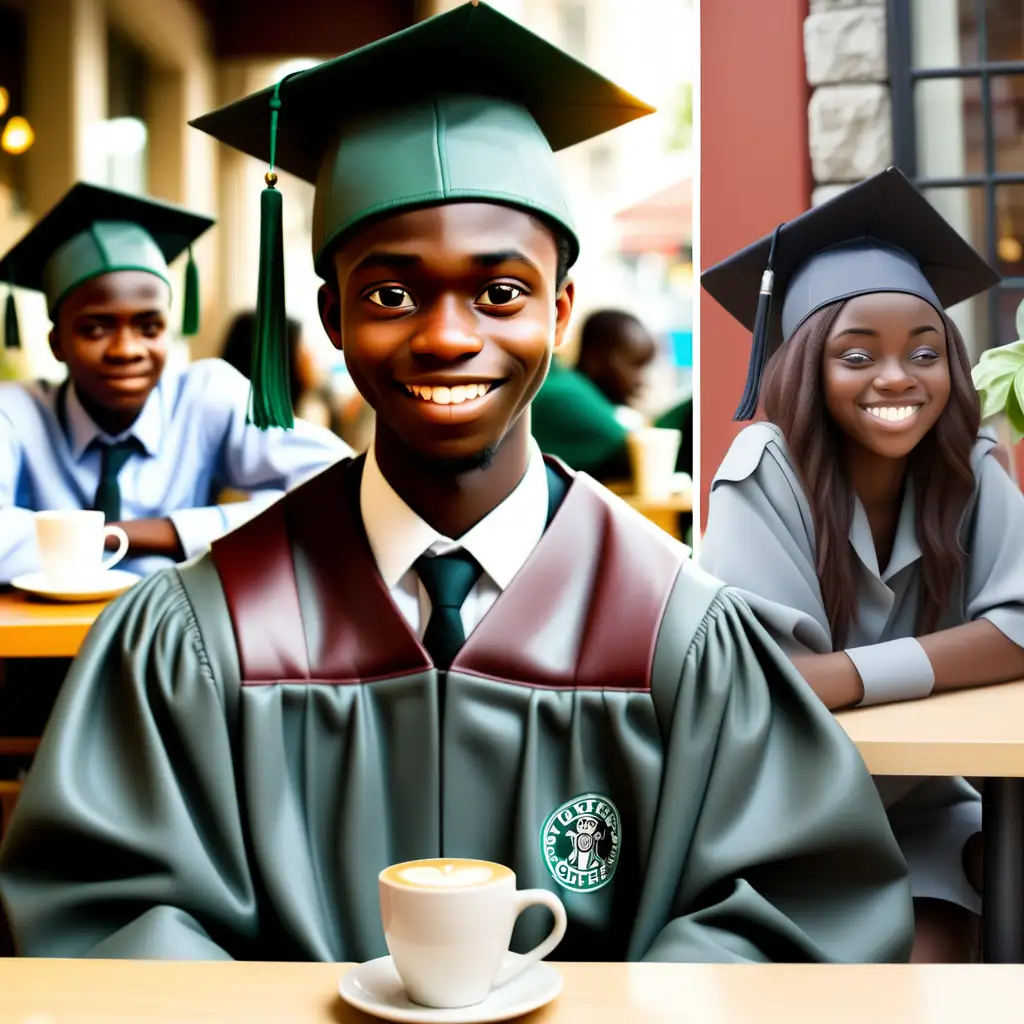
xmin=360 ymin=438 xmax=550 ymax=638
xmin=0 ymin=358 xmax=350 ymax=582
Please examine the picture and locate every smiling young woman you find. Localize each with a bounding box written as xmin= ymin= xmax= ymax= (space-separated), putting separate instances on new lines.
xmin=701 ymin=167 xmax=1024 ymax=963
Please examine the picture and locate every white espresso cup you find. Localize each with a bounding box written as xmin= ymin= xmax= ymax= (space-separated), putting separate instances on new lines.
xmin=34 ymin=510 xmax=130 ymax=587
xmin=627 ymin=427 xmax=683 ymax=501
xmin=379 ymin=858 xmax=567 ymax=1009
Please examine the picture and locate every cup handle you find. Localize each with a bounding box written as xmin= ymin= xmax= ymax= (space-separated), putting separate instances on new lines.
xmin=101 ymin=525 xmax=130 ymax=572
xmin=492 ymin=889 xmax=567 ymax=989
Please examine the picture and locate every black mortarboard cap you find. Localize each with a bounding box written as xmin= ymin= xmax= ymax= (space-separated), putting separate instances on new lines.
xmin=701 ymin=166 xmax=1001 ymax=420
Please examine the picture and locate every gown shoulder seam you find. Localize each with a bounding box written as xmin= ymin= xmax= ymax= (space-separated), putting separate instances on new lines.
xmin=167 ymin=568 xmax=219 ymax=694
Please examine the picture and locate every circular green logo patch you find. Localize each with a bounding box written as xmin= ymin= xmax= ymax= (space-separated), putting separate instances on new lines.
xmin=540 ymin=793 xmax=620 ymax=893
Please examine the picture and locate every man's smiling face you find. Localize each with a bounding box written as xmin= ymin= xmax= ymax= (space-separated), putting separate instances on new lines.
xmin=319 ymin=202 xmax=573 ymax=468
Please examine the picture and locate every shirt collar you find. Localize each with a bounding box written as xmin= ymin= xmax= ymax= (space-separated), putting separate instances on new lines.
xmin=64 ymin=377 xmax=163 ymax=460
xmin=360 ymin=437 xmax=550 ymax=590
xmin=849 ymin=484 xmax=921 ymax=582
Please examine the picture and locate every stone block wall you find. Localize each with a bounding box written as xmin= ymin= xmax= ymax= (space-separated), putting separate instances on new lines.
xmin=804 ymin=0 xmax=891 ymax=206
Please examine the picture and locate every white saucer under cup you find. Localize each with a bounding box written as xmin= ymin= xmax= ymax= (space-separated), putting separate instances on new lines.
xmin=338 ymin=953 xmax=563 ymax=1024
xmin=378 ymin=858 xmax=567 ymax=1011
xmin=10 ymin=569 xmax=140 ymax=603
xmin=34 ymin=510 xmax=130 ymax=589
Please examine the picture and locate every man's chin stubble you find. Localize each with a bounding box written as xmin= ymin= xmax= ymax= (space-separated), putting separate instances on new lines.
xmin=405 ymin=443 xmax=499 ymax=476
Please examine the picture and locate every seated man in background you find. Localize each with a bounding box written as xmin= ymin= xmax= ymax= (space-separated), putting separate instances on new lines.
xmin=0 ymin=183 xmax=350 ymax=735
xmin=575 ymin=309 xmax=657 ymax=428
xmin=531 ymin=309 xmax=655 ymax=479
xmin=0 ymin=183 xmax=350 ymax=585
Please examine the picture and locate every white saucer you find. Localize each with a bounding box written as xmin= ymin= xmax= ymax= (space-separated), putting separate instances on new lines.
xmin=338 ymin=953 xmax=562 ymax=1023
xmin=11 ymin=569 xmax=141 ymax=602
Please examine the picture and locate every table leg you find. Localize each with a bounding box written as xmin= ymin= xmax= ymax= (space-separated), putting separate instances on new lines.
xmin=982 ymin=777 xmax=1024 ymax=963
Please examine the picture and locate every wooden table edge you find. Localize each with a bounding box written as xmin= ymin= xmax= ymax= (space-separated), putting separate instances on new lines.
xmin=841 ymin=738 xmax=1024 ymax=778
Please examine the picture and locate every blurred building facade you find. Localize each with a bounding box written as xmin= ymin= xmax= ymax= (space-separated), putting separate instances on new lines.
xmin=0 ymin=0 xmax=694 ymax=418
xmin=700 ymin=0 xmax=1024 ymax=533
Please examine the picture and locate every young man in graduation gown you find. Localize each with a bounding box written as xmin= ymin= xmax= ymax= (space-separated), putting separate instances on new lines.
xmin=0 ymin=3 xmax=915 ymax=964
xmin=0 ymin=184 xmax=350 ymax=585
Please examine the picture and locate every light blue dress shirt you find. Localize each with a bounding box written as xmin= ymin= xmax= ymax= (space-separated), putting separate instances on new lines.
xmin=0 ymin=357 xmax=351 ymax=582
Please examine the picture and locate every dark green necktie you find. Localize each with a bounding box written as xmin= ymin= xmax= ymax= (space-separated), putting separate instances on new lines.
xmin=92 ymin=439 xmax=139 ymax=521
xmin=414 ymin=550 xmax=484 ymax=668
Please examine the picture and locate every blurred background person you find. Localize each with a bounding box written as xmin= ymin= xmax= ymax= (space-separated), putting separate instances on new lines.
xmin=532 ymin=307 xmax=691 ymax=538
xmin=219 ymin=311 xmax=374 ymax=452
xmin=575 ymin=309 xmax=657 ymax=428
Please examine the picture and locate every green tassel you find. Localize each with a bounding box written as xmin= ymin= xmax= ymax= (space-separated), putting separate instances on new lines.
xmin=250 ymin=178 xmax=292 ymax=429
xmin=4 ymin=288 xmax=19 ymax=350
xmin=181 ymin=246 xmax=200 ymax=336
xmin=248 ymin=82 xmax=293 ymax=430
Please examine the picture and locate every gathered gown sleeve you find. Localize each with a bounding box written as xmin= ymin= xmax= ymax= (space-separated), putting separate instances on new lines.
xmin=699 ymin=424 xmax=833 ymax=656
xmin=638 ymin=578 xmax=914 ymax=963
xmin=0 ymin=563 xmax=257 ymax=960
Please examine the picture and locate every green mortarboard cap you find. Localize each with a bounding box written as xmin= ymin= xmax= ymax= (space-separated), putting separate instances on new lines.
xmin=0 ymin=182 xmax=215 ymax=349
xmin=701 ymin=167 xmax=1000 ymax=420
xmin=188 ymin=0 xmax=654 ymax=430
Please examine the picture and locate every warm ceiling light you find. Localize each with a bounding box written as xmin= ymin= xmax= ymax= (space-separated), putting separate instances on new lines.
xmin=998 ymin=235 xmax=1023 ymax=264
xmin=1 ymin=116 xmax=34 ymax=155
xmin=0 ymin=87 xmax=8 ymax=117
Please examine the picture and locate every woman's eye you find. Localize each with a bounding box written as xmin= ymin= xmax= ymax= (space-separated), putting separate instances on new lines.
xmin=842 ymin=352 xmax=871 ymax=365
xmin=477 ymin=284 xmax=523 ymax=307
xmin=367 ymin=287 xmax=415 ymax=310
xmin=912 ymin=349 xmax=940 ymax=362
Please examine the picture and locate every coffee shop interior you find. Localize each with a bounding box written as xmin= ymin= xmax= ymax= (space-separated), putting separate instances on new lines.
xmin=0 ymin=0 xmax=694 ymax=846
xmin=8 ymin=0 xmax=1024 ymax=1018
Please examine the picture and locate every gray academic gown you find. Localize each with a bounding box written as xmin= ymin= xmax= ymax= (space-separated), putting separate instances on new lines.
xmin=701 ymin=423 xmax=1024 ymax=915
xmin=0 ymin=454 xmax=913 ymax=962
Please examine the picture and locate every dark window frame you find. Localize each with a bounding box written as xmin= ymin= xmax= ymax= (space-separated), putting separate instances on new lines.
xmin=888 ymin=0 xmax=1024 ymax=350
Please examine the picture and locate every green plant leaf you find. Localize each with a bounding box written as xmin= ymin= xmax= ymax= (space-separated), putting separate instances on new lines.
xmin=1017 ymin=297 xmax=1024 ymax=343
xmin=973 ymin=340 xmax=1024 ymax=418
xmin=1007 ymin=366 xmax=1024 ymax=441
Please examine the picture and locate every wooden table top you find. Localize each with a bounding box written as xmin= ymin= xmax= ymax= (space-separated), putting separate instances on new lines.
xmin=0 ymin=590 xmax=107 ymax=658
xmin=0 ymin=959 xmax=1017 ymax=1023
xmin=836 ymin=678 xmax=1024 ymax=777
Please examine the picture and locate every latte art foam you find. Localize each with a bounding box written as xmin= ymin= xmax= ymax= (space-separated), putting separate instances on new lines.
xmin=382 ymin=858 xmax=512 ymax=889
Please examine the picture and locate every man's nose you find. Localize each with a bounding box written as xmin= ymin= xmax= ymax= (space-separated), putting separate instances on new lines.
xmin=409 ymin=295 xmax=483 ymax=361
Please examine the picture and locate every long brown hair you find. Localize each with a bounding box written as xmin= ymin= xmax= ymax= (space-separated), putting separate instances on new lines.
xmin=760 ymin=299 xmax=980 ymax=648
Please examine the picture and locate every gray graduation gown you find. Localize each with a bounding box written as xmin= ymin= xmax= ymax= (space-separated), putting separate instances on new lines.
xmin=701 ymin=423 xmax=1024 ymax=914
xmin=0 ymin=455 xmax=913 ymax=962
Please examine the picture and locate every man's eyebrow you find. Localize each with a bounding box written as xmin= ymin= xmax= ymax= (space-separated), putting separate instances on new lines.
xmin=473 ymin=250 xmax=541 ymax=273
xmin=73 ymin=308 xmax=165 ymax=320
xmin=352 ymin=252 xmax=421 ymax=274
xmin=351 ymin=249 xmax=542 ymax=275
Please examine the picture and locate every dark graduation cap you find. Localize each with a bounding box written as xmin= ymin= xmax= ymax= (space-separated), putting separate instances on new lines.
xmin=701 ymin=166 xmax=1001 ymax=420
xmin=188 ymin=0 xmax=654 ymax=430
xmin=0 ymin=182 xmax=215 ymax=349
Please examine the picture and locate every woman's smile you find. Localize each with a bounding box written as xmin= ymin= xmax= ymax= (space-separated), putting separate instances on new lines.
xmin=859 ymin=402 xmax=926 ymax=429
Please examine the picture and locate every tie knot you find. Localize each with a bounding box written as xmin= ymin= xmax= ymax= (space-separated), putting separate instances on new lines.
xmin=414 ymin=549 xmax=483 ymax=611
xmin=97 ymin=437 xmax=140 ymax=475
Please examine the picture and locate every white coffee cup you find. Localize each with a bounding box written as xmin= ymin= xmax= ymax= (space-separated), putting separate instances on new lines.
xmin=379 ymin=858 xmax=566 ymax=1009
xmin=34 ymin=510 xmax=129 ymax=588
xmin=627 ymin=427 xmax=683 ymax=501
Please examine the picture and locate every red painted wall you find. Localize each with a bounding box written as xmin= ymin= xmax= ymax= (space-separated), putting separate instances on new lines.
xmin=698 ymin=0 xmax=811 ymax=533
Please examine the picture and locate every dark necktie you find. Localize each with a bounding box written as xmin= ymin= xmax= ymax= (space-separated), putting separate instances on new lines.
xmin=414 ymin=550 xmax=484 ymax=668
xmin=92 ymin=439 xmax=139 ymax=521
